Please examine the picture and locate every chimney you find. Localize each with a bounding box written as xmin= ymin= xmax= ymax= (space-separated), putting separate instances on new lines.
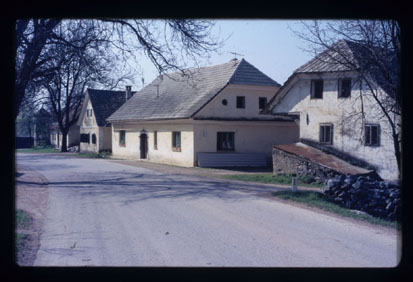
xmin=125 ymin=85 xmax=132 ymax=102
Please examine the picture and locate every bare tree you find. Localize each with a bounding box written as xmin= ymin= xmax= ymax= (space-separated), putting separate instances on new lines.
xmin=15 ymin=19 xmax=223 ymax=123
xmin=42 ymin=20 xmax=128 ymax=152
xmin=292 ymin=20 xmax=401 ymax=176
xmin=15 ymin=19 xmax=61 ymax=121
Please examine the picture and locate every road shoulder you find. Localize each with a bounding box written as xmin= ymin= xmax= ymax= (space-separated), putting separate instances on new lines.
xmin=15 ymin=165 xmax=49 ymax=266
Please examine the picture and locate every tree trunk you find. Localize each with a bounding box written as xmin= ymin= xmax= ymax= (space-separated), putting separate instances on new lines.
xmin=60 ymin=131 xmax=68 ymax=152
xmin=393 ymin=132 xmax=401 ymax=179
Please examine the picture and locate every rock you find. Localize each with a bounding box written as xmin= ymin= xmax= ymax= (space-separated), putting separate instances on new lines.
xmin=352 ymin=180 xmax=362 ymax=189
xmin=334 ymin=197 xmax=342 ymax=202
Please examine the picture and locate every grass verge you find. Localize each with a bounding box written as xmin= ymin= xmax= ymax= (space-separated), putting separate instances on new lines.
xmin=17 ymin=146 xmax=112 ymax=159
xmin=272 ymin=191 xmax=399 ymax=229
xmin=221 ymin=174 xmax=324 ymax=188
xmin=16 ymin=209 xmax=32 ymax=247
xmin=17 ymin=146 xmax=60 ymax=154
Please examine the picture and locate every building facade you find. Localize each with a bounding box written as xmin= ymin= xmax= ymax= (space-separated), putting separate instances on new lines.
xmin=78 ymin=88 xmax=131 ymax=153
xmin=108 ymin=59 xmax=299 ymax=167
xmin=265 ymin=40 xmax=399 ymax=180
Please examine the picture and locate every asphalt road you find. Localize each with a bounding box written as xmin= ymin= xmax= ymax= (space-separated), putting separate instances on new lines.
xmin=16 ymin=153 xmax=400 ymax=267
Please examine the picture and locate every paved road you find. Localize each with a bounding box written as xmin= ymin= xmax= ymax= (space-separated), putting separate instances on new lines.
xmin=16 ymin=153 xmax=400 ymax=267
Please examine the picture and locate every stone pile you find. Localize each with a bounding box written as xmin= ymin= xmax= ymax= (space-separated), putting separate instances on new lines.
xmin=323 ymin=174 xmax=401 ymax=222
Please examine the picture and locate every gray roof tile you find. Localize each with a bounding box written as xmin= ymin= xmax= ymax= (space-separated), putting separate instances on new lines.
xmin=107 ymin=59 xmax=279 ymax=122
xmin=87 ymin=89 xmax=132 ymax=126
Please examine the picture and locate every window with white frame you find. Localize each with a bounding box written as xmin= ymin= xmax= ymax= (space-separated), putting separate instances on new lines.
xmin=119 ymin=130 xmax=126 ymax=146
xmin=364 ymin=124 xmax=380 ymax=146
xmin=172 ymin=131 xmax=181 ymax=151
xmin=338 ymin=78 xmax=351 ymax=98
xmin=311 ymin=80 xmax=323 ymax=99
xmin=217 ymin=132 xmax=235 ymax=151
xmin=319 ymin=123 xmax=333 ymax=145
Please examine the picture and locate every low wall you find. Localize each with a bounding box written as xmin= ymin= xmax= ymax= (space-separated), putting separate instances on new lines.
xmin=272 ymin=147 xmax=341 ymax=181
xmin=324 ymin=175 xmax=400 ymax=222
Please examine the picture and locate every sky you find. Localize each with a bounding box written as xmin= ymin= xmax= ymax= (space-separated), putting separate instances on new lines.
xmin=134 ymin=20 xmax=315 ymax=89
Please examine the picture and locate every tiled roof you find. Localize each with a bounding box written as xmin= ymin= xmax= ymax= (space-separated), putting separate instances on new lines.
xmin=263 ymin=39 xmax=397 ymax=114
xmin=294 ymin=39 xmax=357 ymax=73
xmin=274 ymin=142 xmax=372 ymax=175
xmin=87 ymin=89 xmax=132 ymax=126
xmin=107 ymin=59 xmax=280 ymax=122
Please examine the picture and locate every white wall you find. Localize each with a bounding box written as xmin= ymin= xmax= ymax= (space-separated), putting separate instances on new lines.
xmin=193 ymin=120 xmax=299 ymax=164
xmin=195 ymin=84 xmax=279 ymax=119
xmin=111 ymin=121 xmax=195 ymax=167
xmin=272 ymin=74 xmax=398 ymax=180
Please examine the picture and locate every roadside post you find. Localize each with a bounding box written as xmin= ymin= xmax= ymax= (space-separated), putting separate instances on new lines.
xmin=291 ymin=173 xmax=297 ymax=192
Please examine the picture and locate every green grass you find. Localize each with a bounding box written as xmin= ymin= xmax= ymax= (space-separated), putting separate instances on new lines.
xmin=74 ymin=151 xmax=112 ymax=159
xmin=221 ymin=174 xmax=324 ymax=188
xmin=16 ymin=209 xmax=32 ymax=229
xmin=272 ymin=191 xmax=399 ymax=229
xmin=17 ymin=146 xmax=112 ymax=159
xmin=16 ymin=209 xmax=32 ymax=247
xmin=17 ymin=146 xmax=60 ymax=153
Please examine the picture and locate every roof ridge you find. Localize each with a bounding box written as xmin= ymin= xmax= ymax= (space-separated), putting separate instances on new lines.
xmin=294 ymin=39 xmax=358 ymax=73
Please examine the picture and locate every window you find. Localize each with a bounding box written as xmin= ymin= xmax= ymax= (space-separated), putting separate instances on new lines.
xmin=236 ymin=96 xmax=245 ymax=108
xmin=119 ymin=130 xmax=126 ymax=146
xmin=365 ymin=124 xmax=380 ymax=146
xmin=80 ymin=133 xmax=90 ymax=143
xmin=172 ymin=131 xmax=181 ymax=151
xmin=92 ymin=134 xmax=96 ymax=144
xmin=339 ymin=78 xmax=351 ymax=98
xmin=311 ymin=80 xmax=323 ymax=99
xmin=222 ymin=99 xmax=228 ymax=106
xmin=319 ymin=124 xmax=333 ymax=144
xmin=86 ymin=109 xmax=93 ymax=118
xmin=154 ymin=131 xmax=158 ymax=150
xmin=217 ymin=132 xmax=235 ymax=151
xmin=259 ymin=97 xmax=267 ymax=109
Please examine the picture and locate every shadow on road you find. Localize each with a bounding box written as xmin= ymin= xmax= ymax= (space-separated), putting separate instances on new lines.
xmin=45 ymin=171 xmax=281 ymax=204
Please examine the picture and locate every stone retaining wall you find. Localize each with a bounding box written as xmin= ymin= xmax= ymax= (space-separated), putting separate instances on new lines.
xmin=272 ymin=147 xmax=341 ymax=181
xmin=324 ymin=175 xmax=400 ymax=222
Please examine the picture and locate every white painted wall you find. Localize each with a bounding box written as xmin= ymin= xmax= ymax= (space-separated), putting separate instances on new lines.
xmin=195 ymin=84 xmax=279 ymax=119
xmin=111 ymin=121 xmax=195 ymax=167
xmin=272 ymin=74 xmax=398 ymax=180
xmin=80 ymin=99 xmax=99 ymax=153
xmin=193 ymin=120 xmax=299 ymax=164
xmin=79 ymin=98 xmax=113 ymax=153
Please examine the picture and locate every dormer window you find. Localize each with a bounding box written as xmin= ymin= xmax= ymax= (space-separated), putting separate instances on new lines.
xmin=311 ymin=80 xmax=323 ymax=99
xmin=338 ymin=78 xmax=351 ymax=98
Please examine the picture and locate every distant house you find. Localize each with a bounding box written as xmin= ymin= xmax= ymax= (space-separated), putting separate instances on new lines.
xmin=49 ymin=109 xmax=80 ymax=150
xmin=264 ymin=40 xmax=399 ymax=180
xmin=77 ymin=88 xmax=131 ymax=153
xmin=49 ymin=122 xmax=80 ymax=149
xmin=107 ymin=58 xmax=299 ymax=167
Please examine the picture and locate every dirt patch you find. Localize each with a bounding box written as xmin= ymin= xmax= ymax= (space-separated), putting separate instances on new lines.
xmin=15 ymin=165 xmax=49 ymax=266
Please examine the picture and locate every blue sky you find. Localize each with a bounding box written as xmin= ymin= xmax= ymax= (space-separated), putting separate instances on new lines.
xmin=136 ymin=20 xmax=315 ymax=88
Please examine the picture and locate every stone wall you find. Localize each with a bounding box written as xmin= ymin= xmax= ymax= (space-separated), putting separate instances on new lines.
xmin=272 ymin=147 xmax=341 ymax=181
xmin=324 ymin=175 xmax=400 ymax=222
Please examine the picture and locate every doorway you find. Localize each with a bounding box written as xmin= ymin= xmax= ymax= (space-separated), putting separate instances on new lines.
xmin=140 ymin=133 xmax=148 ymax=159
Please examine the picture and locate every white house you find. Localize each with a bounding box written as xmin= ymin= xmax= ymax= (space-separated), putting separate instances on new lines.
xmin=77 ymin=88 xmax=132 ymax=153
xmin=107 ymin=58 xmax=299 ymax=167
xmin=49 ymin=109 xmax=80 ymax=150
xmin=264 ymin=40 xmax=399 ymax=180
